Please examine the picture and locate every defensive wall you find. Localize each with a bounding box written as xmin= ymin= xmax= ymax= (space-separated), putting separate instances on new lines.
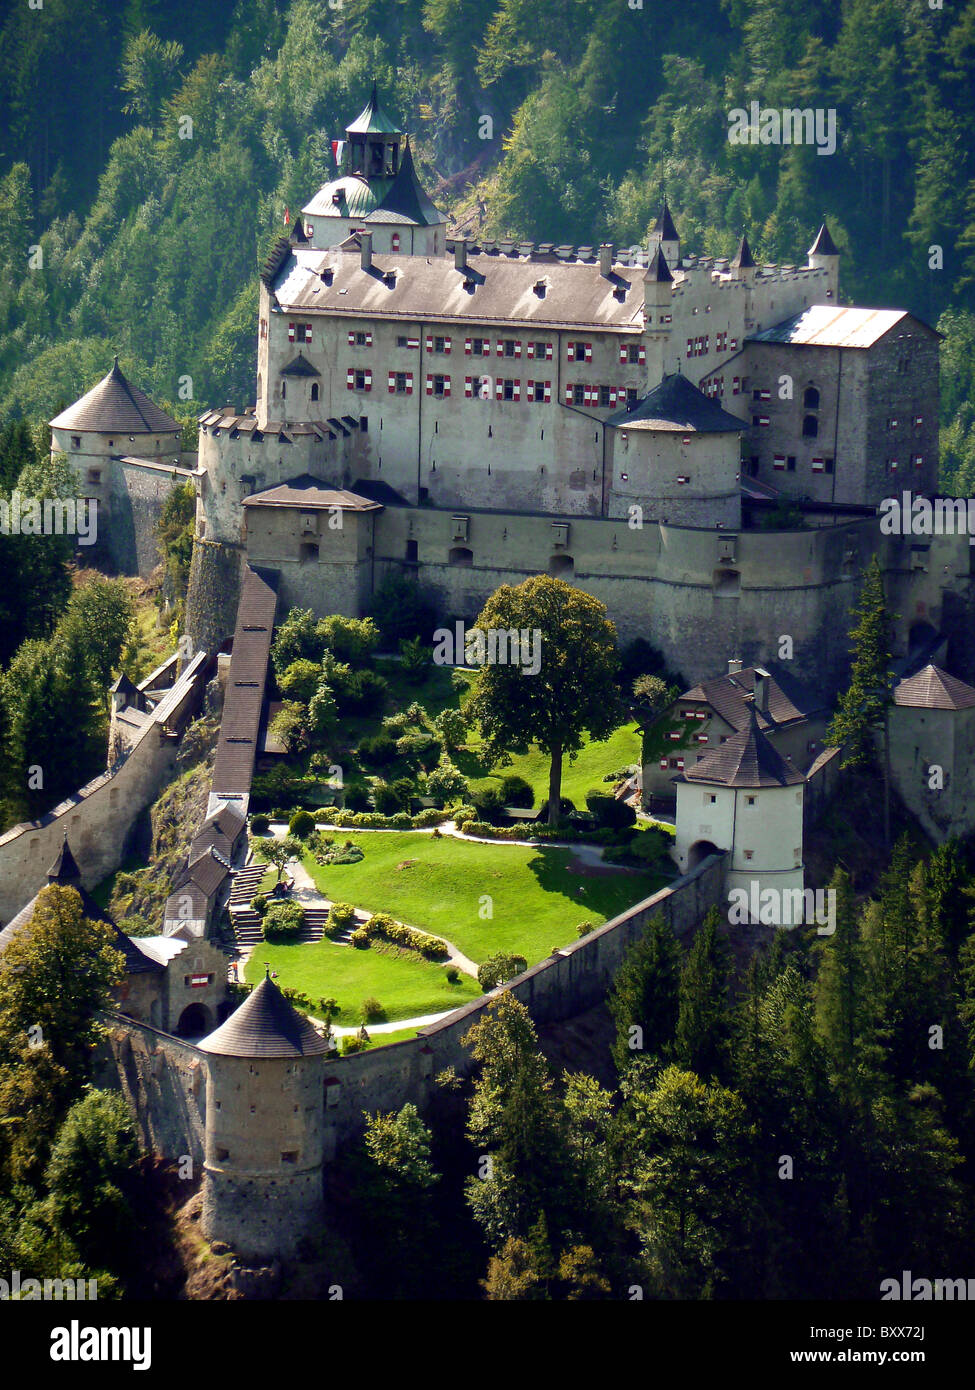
xmin=0 ymin=652 xmax=208 ymax=926
xmin=100 ymin=851 xmax=726 ymax=1167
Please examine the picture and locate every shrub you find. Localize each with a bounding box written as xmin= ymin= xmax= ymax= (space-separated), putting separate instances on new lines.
xmin=278 ymin=658 xmax=322 ymax=703
xmin=263 ymin=900 xmax=305 ymax=940
xmin=372 ymin=779 xmax=404 ymax=815
xmin=405 ymin=700 xmax=427 ymax=725
xmin=471 ymin=785 xmax=506 ymax=824
xmin=395 ymin=730 xmax=441 ymax=764
xmin=445 ymin=966 xmax=460 ymax=983
xmin=288 ymin=809 xmax=317 ymax=839
xmin=577 ymin=920 xmax=596 ymax=937
xmin=425 ymin=758 xmax=468 ymax=807
xmin=382 ymin=712 xmax=410 ymax=733
xmin=249 ymin=812 xmax=270 ymax=835
xmin=339 ymin=668 xmax=389 ymax=716
xmin=250 ymin=894 xmax=269 ymax=916
xmin=358 ymin=912 xmax=448 ymax=960
xmin=317 ymin=614 xmax=380 ymax=663
xmin=360 ymin=996 xmax=387 ymax=1024
xmin=343 ymin=783 xmax=371 ymax=812
xmin=315 ymin=840 xmax=364 ymax=866
xmin=270 ymin=700 xmax=310 ymax=754
xmin=356 ymin=732 xmax=397 ymax=769
xmin=391 ymin=811 xmax=413 ymax=829
xmin=412 ymin=806 xmax=452 ymax=827
xmin=585 ymin=791 xmax=637 ymax=830
xmin=434 ymin=706 xmax=466 ymax=749
xmin=325 ymin=901 xmax=357 ymax=938
xmin=116 ymin=915 xmax=153 ymax=937
xmin=477 ymin=952 xmax=528 ymax=991
xmin=367 ymin=572 xmax=437 ymax=645
xmin=499 ymin=774 xmax=534 ymax=807
xmin=341 ymin=1035 xmax=366 ymax=1055
xmin=400 ymin=636 xmax=433 ymax=683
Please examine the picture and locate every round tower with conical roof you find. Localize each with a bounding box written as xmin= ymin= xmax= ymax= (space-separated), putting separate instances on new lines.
xmin=648 ymin=200 xmax=680 ymax=271
xmin=806 ymin=220 xmax=839 ymax=299
xmin=198 ymin=972 xmax=329 ymax=1260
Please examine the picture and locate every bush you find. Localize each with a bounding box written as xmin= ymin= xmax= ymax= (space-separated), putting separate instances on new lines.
xmin=585 ymin=791 xmax=637 ymax=830
xmin=367 ymin=572 xmax=437 ymax=645
xmin=338 ymin=668 xmax=389 ymax=716
xmin=382 ymin=712 xmax=410 ymax=733
xmin=360 ymin=996 xmax=387 ymax=1023
xmin=477 ymin=952 xmax=528 ymax=991
xmin=471 ymin=785 xmax=507 ymax=824
xmin=343 ymin=783 xmax=371 ymax=813
xmin=325 ymin=901 xmax=357 ymax=938
xmin=400 ymin=636 xmax=433 ymax=683
xmin=288 ymin=809 xmax=317 ymax=839
xmin=250 ymin=812 xmax=270 ymax=835
xmin=445 ymin=966 xmax=460 ymax=983
xmin=357 ymin=912 xmax=448 ymax=960
xmin=341 ymin=1035 xmax=366 ymax=1055
xmin=425 ymin=758 xmax=469 ymax=807
xmin=499 ymin=774 xmax=534 ymax=807
xmin=263 ymin=900 xmax=305 ymax=940
xmin=577 ymin=920 xmax=596 ymax=937
xmin=349 ymin=926 xmax=371 ymax=948
xmin=357 ymin=732 xmax=398 ymax=769
xmin=434 ymin=706 xmax=467 ymax=749
xmin=317 ymin=614 xmax=380 ymax=664
xmin=372 ymin=779 xmax=404 ymax=814
xmin=250 ymin=894 xmax=269 ymax=916
xmin=116 ymin=915 xmax=153 ymax=937
xmin=278 ymin=657 xmax=322 ymax=703
xmin=395 ymin=730 xmax=441 ymax=765
xmin=314 ymin=839 xmax=364 ymax=866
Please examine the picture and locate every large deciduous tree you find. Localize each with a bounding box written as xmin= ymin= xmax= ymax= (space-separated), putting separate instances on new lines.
xmin=465 ymin=576 xmax=621 ymax=825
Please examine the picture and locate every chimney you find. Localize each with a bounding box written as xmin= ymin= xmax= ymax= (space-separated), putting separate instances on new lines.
xmin=359 ymin=230 xmax=373 ymax=272
xmin=454 ymin=238 xmax=467 ymax=272
xmin=753 ymin=667 xmax=770 ymax=714
xmin=598 ymin=243 xmax=614 ymax=277
xmin=727 ymin=657 xmax=743 ymax=674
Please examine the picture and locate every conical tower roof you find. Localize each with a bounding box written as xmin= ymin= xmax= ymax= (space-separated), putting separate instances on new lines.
xmin=731 ymin=233 xmax=755 ymax=269
xmin=199 ymin=974 xmax=330 ymax=1058
xmin=808 ymin=221 xmax=839 ymax=257
xmin=646 ymin=245 xmax=673 ymax=283
xmin=346 ymin=81 xmax=401 ymax=136
xmin=49 ymin=358 xmax=181 ymax=435
xmin=47 ymin=835 xmax=82 ymax=885
xmin=681 ymin=705 xmax=805 ymax=788
xmin=376 ymin=138 xmax=445 ymax=227
xmin=652 ymin=201 xmax=679 ymax=242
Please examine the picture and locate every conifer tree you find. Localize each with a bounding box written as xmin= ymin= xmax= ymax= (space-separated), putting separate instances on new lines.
xmin=608 ymin=915 xmax=680 ymax=1075
xmin=674 ymin=906 xmax=730 ymax=1081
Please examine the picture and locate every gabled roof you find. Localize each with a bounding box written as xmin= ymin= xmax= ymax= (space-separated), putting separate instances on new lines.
xmin=242 ymin=475 xmax=382 ymax=511
xmin=652 ymin=201 xmax=679 ymax=242
xmin=680 ymin=707 xmax=805 ymax=788
xmin=199 ymin=974 xmax=330 ymax=1058
xmin=208 ymin=803 xmax=247 ymax=839
xmin=49 ymin=358 xmax=181 ymax=435
xmin=211 ymin=567 xmax=278 ymax=799
xmin=280 ymin=352 xmax=320 ymax=378
xmin=606 ymin=373 xmax=745 ymax=433
xmin=177 ymin=846 xmax=231 ymax=899
xmin=0 ymin=878 xmax=162 ymax=976
xmin=808 ymin=221 xmax=839 ymax=257
xmin=678 ymin=664 xmax=827 ymax=734
xmin=893 ymin=664 xmax=975 ymax=711
xmin=110 ymin=672 xmax=140 ymax=699
xmin=748 ymin=306 xmax=931 ymax=350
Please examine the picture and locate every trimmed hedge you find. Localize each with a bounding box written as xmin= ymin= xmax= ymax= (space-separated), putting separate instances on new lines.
xmin=350 ymin=911 xmax=448 ymax=960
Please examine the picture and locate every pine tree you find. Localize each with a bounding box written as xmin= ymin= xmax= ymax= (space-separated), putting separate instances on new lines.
xmin=674 ymin=906 xmax=730 ymax=1081
xmin=608 ymin=915 xmax=680 ymax=1075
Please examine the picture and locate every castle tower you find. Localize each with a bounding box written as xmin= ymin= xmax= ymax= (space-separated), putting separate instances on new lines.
xmin=643 ymin=245 xmax=674 ymax=332
xmin=806 ymin=220 xmax=839 ymax=300
xmin=730 ymin=232 xmax=757 ymax=285
xmin=648 ymin=200 xmax=680 ymax=270
xmin=198 ymin=973 xmax=329 ymax=1260
xmin=300 ymin=83 xmax=446 ymax=256
xmin=674 ymin=702 xmax=806 ymax=923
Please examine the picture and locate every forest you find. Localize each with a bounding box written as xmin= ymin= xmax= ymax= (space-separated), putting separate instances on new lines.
xmin=1 ymin=0 xmax=975 ymax=484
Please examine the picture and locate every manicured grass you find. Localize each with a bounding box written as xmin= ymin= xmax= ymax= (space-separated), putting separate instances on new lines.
xmin=244 ymin=939 xmax=480 ymax=1023
xmin=465 ymin=721 xmax=642 ymax=810
xmin=292 ymin=830 xmax=667 ymax=965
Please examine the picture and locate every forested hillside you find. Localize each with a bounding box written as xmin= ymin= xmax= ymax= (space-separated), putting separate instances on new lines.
xmin=2 ymin=0 xmax=975 ymax=476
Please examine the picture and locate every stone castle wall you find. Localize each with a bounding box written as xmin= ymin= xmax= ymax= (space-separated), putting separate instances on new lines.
xmin=0 ymin=657 xmax=207 ymax=926
xmin=95 ymin=1017 xmax=207 ymax=1171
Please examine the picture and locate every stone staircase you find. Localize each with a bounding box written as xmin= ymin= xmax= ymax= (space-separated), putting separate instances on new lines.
xmin=227 ymin=863 xmax=332 ymax=946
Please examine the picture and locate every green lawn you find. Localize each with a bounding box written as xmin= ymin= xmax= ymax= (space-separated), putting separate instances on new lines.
xmin=244 ymin=939 xmax=480 ymax=1023
xmin=464 ymin=721 xmax=642 ymax=810
xmin=282 ymin=830 xmax=666 ymax=965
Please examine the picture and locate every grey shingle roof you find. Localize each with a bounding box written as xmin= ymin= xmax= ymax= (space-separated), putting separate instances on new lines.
xmin=606 ymin=374 xmax=745 ymax=433
xmin=242 ymin=475 xmax=382 ymax=511
xmin=893 ymin=664 xmax=975 ymax=710
xmin=808 ymin=221 xmax=839 ymax=257
xmin=199 ymin=975 xmax=329 ymax=1058
xmin=731 ymin=233 xmax=755 ymax=269
xmin=679 ymin=664 xmax=827 ymax=734
xmin=49 ymin=358 xmax=182 ymax=435
xmin=680 ymin=708 xmax=805 ymax=788
xmin=211 ymin=567 xmax=278 ymax=798
xmin=652 ymin=201 xmax=679 ymax=242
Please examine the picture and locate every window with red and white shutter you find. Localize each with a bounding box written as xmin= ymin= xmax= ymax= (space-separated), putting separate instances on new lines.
xmin=346 ymin=369 xmax=355 ymax=389
xmin=564 ymin=385 xmax=573 ymax=405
